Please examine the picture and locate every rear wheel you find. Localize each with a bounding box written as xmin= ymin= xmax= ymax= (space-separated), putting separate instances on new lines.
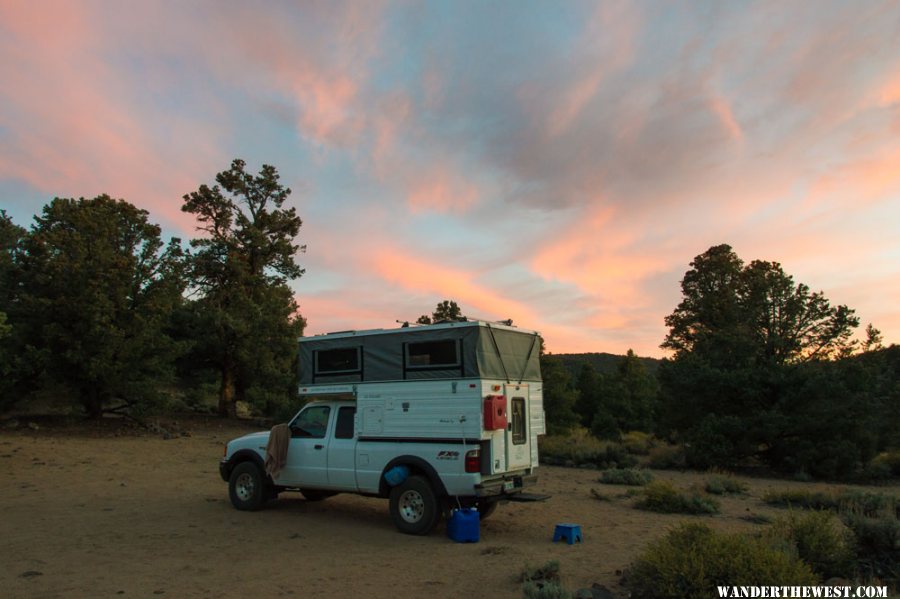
xmin=228 ymin=462 xmax=269 ymax=511
xmin=389 ymin=475 xmax=441 ymax=535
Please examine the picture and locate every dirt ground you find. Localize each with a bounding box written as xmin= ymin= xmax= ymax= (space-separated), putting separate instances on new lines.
xmin=2 ymin=418 xmax=897 ymax=599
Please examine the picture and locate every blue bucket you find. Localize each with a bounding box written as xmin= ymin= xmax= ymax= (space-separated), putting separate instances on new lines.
xmin=384 ymin=465 xmax=409 ymax=486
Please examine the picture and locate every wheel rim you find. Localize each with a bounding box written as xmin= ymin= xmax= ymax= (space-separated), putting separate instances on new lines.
xmin=398 ymin=489 xmax=425 ymax=523
xmin=235 ymin=472 xmax=256 ymax=502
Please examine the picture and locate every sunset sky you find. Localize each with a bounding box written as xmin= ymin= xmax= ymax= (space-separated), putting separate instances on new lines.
xmin=2 ymin=1 xmax=899 ymax=357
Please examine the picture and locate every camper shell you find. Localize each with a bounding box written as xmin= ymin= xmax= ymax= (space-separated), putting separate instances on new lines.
xmin=220 ymin=320 xmax=546 ymax=534
xmin=298 ymin=320 xmax=545 ymax=472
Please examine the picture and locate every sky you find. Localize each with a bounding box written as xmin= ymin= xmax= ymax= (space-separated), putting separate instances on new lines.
xmin=1 ymin=1 xmax=899 ymax=357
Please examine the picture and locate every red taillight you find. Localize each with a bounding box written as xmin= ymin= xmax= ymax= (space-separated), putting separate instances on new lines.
xmin=465 ymin=448 xmax=480 ymax=473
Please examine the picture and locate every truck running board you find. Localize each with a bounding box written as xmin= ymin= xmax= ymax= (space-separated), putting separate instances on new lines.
xmin=504 ymin=493 xmax=551 ymax=503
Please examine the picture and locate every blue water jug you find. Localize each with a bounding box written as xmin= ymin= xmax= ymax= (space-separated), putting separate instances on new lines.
xmin=447 ymin=508 xmax=480 ymax=543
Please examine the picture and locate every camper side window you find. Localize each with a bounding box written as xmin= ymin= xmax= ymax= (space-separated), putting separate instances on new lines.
xmin=405 ymin=340 xmax=460 ymax=369
xmin=315 ymin=347 xmax=361 ymax=374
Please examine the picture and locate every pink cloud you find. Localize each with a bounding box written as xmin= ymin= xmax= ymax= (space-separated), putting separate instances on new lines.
xmin=368 ymin=247 xmax=536 ymax=321
xmin=875 ymin=71 xmax=900 ymax=106
xmin=708 ymin=94 xmax=744 ymax=142
xmin=809 ymin=146 xmax=900 ymax=209
xmin=214 ymin=3 xmax=385 ymax=149
xmin=545 ymin=0 xmax=640 ymax=137
xmin=406 ymin=167 xmax=480 ymax=214
xmin=0 ymin=2 xmax=222 ymax=234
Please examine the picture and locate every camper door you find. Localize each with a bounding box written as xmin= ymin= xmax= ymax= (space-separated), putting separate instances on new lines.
xmin=504 ymin=384 xmax=531 ymax=469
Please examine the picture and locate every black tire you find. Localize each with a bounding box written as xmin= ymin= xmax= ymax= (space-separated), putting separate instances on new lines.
xmin=475 ymin=498 xmax=499 ymax=520
xmin=300 ymin=489 xmax=338 ymax=502
xmin=389 ymin=475 xmax=441 ymax=535
xmin=228 ymin=462 xmax=268 ymax=511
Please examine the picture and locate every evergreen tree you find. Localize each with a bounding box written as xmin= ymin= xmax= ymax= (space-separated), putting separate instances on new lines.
xmin=660 ymin=244 xmax=868 ymax=476
xmin=0 ymin=211 xmax=25 ymax=407
xmin=14 ymin=196 xmax=185 ymax=417
xmin=574 ymin=362 xmax=602 ymax=428
xmin=540 ymin=355 xmax=579 ymax=434
xmin=417 ymin=300 xmax=465 ymax=324
xmin=181 ymin=159 xmax=305 ymax=417
xmin=609 ymin=349 xmax=659 ymax=433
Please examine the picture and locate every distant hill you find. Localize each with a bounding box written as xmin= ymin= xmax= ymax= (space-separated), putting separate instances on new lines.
xmin=549 ymin=352 xmax=662 ymax=377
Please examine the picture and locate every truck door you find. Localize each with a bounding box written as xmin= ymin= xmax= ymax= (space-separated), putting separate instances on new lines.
xmin=280 ymin=404 xmax=331 ymax=487
xmin=505 ymin=384 xmax=531 ymax=470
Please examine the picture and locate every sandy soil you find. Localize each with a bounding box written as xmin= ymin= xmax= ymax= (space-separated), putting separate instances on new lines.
xmin=2 ymin=418 xmax=897 ymax=599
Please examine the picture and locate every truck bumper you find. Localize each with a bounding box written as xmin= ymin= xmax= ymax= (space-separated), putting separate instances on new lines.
xmin=219 ymin=459 xmax=230 ymax=482
xmin=474 ymin=473 xmax=538 ymax=498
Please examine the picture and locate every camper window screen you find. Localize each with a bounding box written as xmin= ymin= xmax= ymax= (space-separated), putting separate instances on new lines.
xmin=406 ymin=340 xmax=459 ymax=368
xmin=315 ymin=347 xmax=360 ymax=374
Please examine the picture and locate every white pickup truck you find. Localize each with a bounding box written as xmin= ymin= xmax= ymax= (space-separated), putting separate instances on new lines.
xmin=219 ymin=320 xmax=546 ymax=535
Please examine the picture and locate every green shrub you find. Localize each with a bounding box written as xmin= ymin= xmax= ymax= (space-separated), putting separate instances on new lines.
xmin=871 ymin=450 xmax=900 ymax=477
xmin=602 ymin=443 xmax=639 ymax=469
xmin=538 ymin=429 xmax=638 ymax=468
xmin=622 ymin=431 xmax=656 ymax=455
xmin=763 ymin=489 xmax=839 ymax=511
xmin=842 ymin=511 xmax=899 ymax=585
xmin=837 ymin=490 xmax=898 ymax=519
xmin=539 ymin=428 xmax=606 ymax=465
xmin=647 ymin=444 xmax=686 ymax=470
xmin=626 ymin=523 xmax=818 ymax=599
xmin=600 ymin=468 xmax=654 ymax=486
xmin=769 ymin=510 xmax=855 ymax=579
xmin=635 ymin=481 xmax=720 ymax=515
xmin=764 ymin=489 xmax=898 ymax=518
xmin=857 ymin=460 xmax=893 ymax=483
xmin=521 ymin=560 xmax=561 ymax=584
xmin=705 ymin=475 xmax=748 ymax=495
xmin=521 ymin=561 xmax=571 ymax=599
xmin=522 ymin=581 xmax=572 ymax=599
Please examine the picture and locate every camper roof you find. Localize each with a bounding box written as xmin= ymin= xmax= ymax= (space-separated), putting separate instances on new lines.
xmin=299 ymin=319 xmax=531 ymax=343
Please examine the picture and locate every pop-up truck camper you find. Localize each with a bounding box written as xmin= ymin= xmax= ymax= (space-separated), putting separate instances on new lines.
xmin=219 ymin=320 xmax=546 ymax=534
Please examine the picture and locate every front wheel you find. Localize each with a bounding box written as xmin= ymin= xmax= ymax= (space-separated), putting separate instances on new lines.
xmin=389 ymin=475 xmax=441 ymax=535
xmin=228 ymin=462 xmax=269 ymax=511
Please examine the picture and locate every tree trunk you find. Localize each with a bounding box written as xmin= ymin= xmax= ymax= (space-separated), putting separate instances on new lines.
xmin=218 ymin=365 xmax=237 ymax=418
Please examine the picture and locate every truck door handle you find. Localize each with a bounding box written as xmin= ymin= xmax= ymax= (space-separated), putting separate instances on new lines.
xmin=314 ymin=444 xmax=324 ymax=450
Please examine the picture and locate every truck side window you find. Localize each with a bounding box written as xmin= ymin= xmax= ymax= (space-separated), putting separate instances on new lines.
xmin=291 ymin=405 xmax=331 ymax=438
xmin=335 ymin=407 xmax=356 ymax=439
